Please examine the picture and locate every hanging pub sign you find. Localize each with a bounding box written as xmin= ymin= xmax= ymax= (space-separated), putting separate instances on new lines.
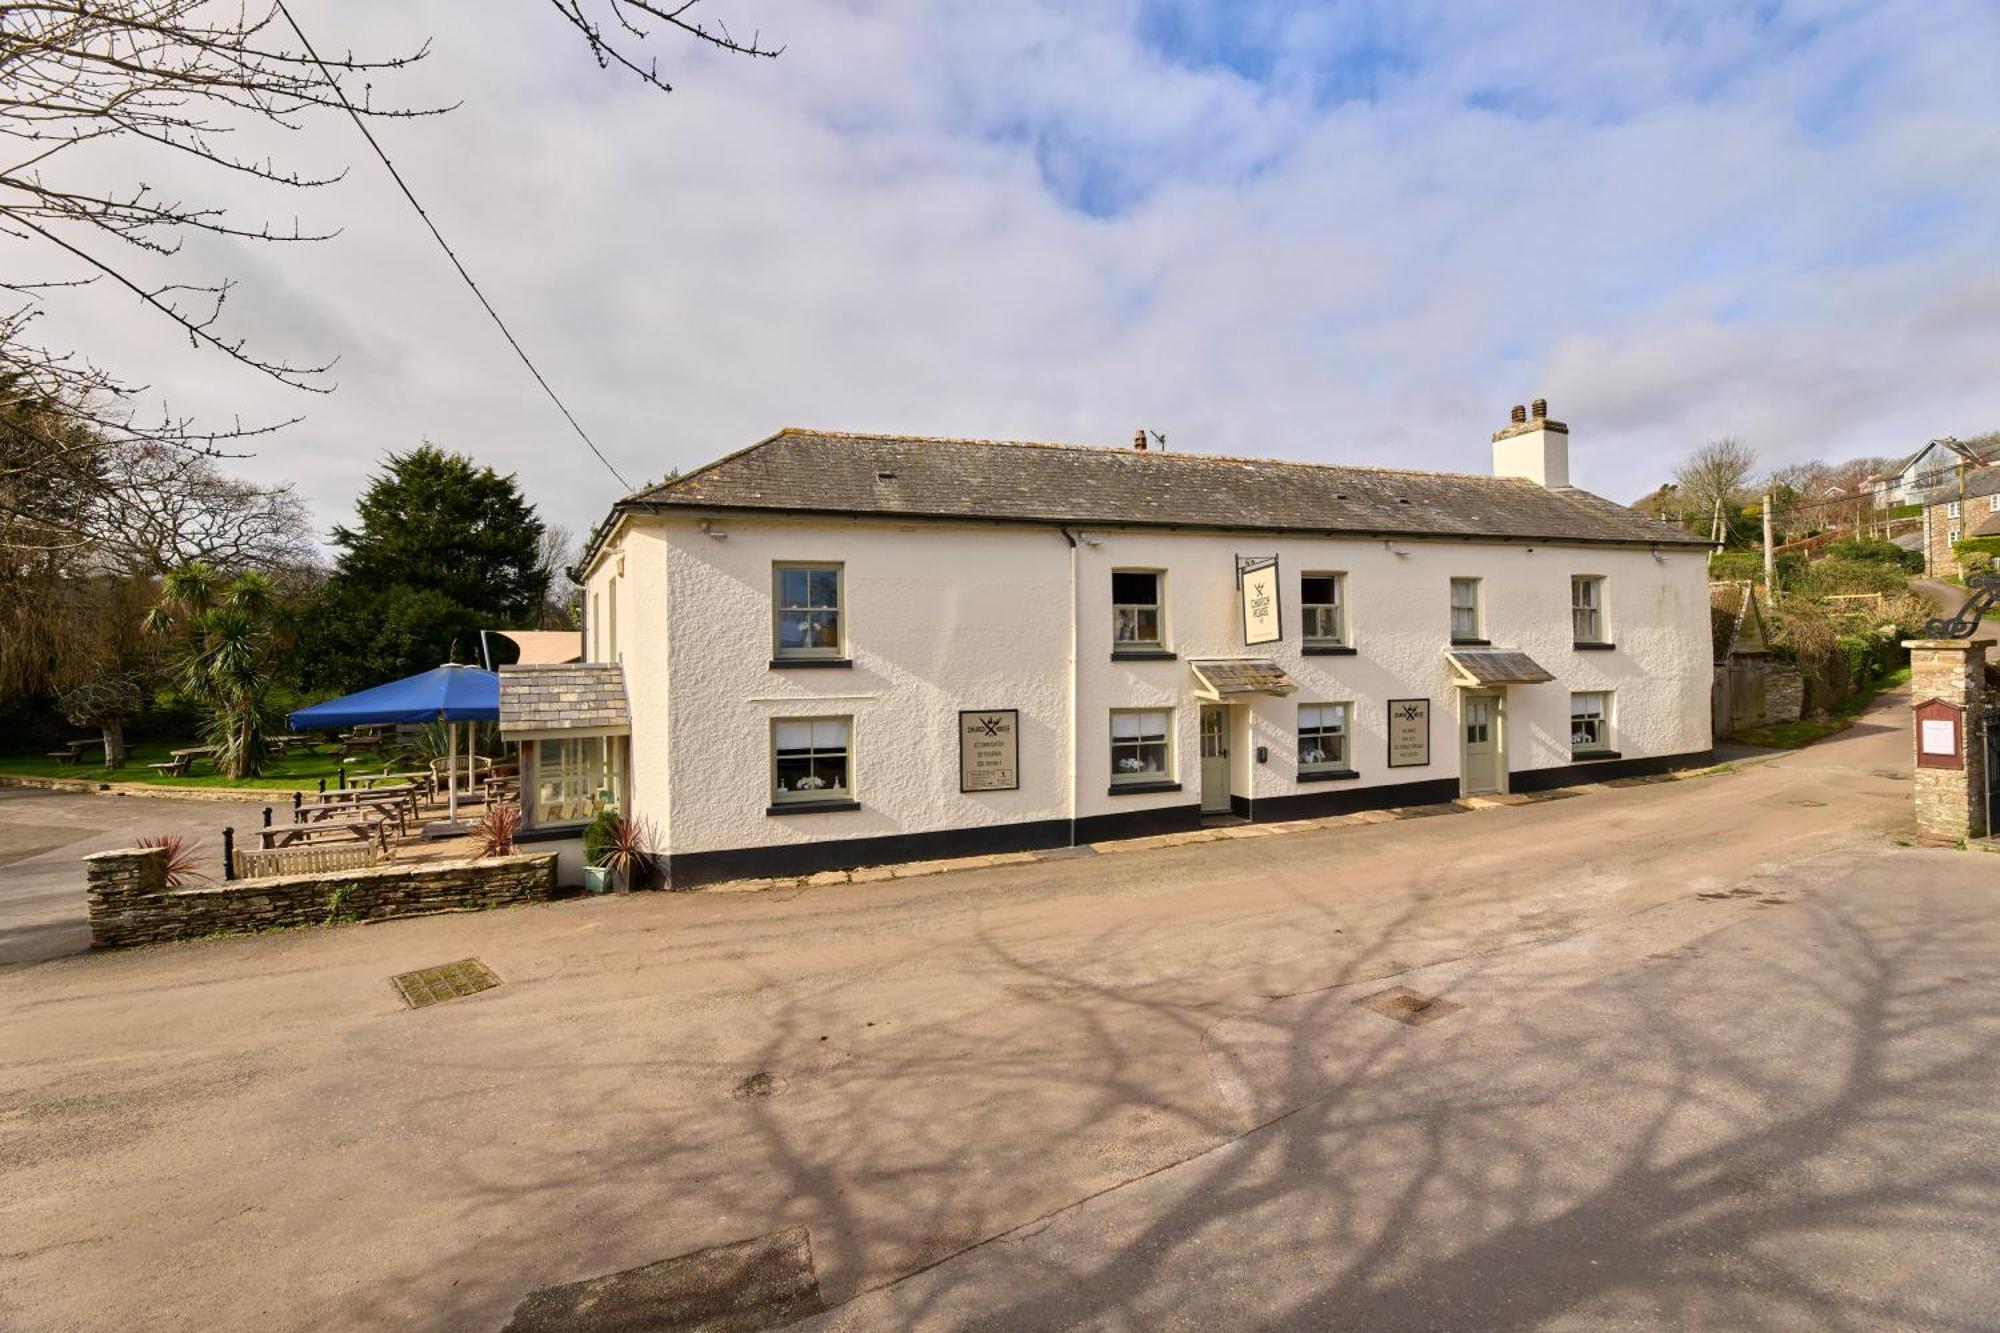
xmin=1914 ymin=697 xmax=1964 ymax=771
xmin=1237 ymin=556 xmax=1281 ymax=646
xmin=1388 ymin=698 xmax=1431 ymax=768
xmin=959 ymin=709 xmax=1020 ymax=792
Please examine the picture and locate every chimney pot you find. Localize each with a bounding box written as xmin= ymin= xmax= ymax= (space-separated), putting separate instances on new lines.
xmin=1134 ymin=429 xmax=1147 ymax=451
xmin=1531 ymin=398 xmax=1548 ymax=420
xmin=1510 ymin=404 xmax=1527 ymax=425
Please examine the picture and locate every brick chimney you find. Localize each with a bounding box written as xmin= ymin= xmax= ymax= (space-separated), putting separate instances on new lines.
xmin=1492 ymin=398 xmax=1570 ymax=488
xmin=1133 ymin=429 xmax=1148 ymax=451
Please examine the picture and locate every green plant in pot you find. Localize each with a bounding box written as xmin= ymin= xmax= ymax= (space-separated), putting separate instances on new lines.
xmin=583 ymin=810 xmax=656 ymax=893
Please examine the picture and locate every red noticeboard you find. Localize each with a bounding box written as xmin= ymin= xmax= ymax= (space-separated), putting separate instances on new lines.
xmin=1914 ymin=697 xmax=1965 ymax=771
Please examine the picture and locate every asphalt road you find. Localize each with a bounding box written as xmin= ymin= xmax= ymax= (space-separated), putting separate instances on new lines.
xmin=3 ymin=689 xmax=1993 ymax=1332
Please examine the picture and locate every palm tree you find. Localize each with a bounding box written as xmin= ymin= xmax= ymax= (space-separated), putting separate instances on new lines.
xmin=148 ymin=564 xmax=287 ymax=779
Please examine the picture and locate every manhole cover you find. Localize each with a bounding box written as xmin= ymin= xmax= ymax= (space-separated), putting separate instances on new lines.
xmin=504 ymin=1226 xmax=824 ymax=1332
xmin=734 ymin=1071 xmax=789 ymax=1101
xmin=391 ymin=959 xmax=500 ymax=1008
xmin=1356 ymin=986 xmax=1462 ymax=1026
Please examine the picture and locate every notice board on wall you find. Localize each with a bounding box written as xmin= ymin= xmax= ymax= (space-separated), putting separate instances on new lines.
xmin=959 ymin=710 xmax=1020 ymax=792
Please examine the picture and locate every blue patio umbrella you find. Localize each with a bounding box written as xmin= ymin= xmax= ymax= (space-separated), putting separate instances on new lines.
xmin=289 ymin=664 xmax=500 ymax=822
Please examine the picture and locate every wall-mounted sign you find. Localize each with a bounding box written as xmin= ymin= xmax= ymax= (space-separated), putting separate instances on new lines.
xmin=1914 ymin=697 xmax=1964 ymax=771
xmin=1388 ymin=698 xmax=1431 ymax=768
xmin=959 ymin=709 xmax=1020 ymax=792
xmin=1238 ymin=556 xmax=1281 ymax=646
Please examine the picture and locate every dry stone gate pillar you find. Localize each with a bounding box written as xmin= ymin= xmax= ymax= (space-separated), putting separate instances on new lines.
xmin=1903 ymin=638 xmax=1991 ymax=842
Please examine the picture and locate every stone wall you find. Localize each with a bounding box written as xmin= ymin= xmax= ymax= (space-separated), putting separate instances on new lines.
xmin=84 ymin=848 xmax=558 ymax=949
xmin=1765 ymin=668 xmax=1805 ymax=726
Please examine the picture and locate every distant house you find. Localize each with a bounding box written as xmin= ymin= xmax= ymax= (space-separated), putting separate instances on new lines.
xmin=1919 ymin=467 xmax=2000 ymax=577
xmin=1870 ymin=437 xmax=1998 ymax=508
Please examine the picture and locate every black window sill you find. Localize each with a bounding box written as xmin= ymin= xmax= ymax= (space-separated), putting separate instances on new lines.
xmin=767 ymin=799 xmax=862 ymax=816
xmin=517 ymin=823 xmax=586 ymax=843
xmin=1302 ymin=645 xmax=1358 ymax=656
xmin=770 ymin=657 xmax=853 ymax=670
xmin=1106 ymin=780 xmax=1182 ymax=795
xmin=1574 ymin=642 xmax=1617 ymax=652
xmin=1296 ymin=769 xmax=1361 ymax=783
xmin=1571 ymin=749 xmax=1622 ymax=761
xmin=1450 ymin=637 xmax=1491 ymax=647
xmin=1111 ymin=649 xmax=1177 ymax=661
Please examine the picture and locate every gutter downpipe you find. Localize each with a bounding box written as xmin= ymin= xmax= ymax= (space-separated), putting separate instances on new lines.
xmin=1060 ymin=526 xmax=1080 ymax=847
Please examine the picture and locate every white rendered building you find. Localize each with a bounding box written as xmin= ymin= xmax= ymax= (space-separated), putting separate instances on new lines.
xmin=508 ymin=401 xmax=1713 ymax=886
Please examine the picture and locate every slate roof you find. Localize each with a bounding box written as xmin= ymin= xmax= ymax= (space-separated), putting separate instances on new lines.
xmin=499 ymin=663 xmax=630 ymax=734
xmin=1919 ymin=466 xmax=2000 ymax=507
xmin=619 ymin=429 xmax=1708 ymax=548
xmin=1446 ymin=648 xmax=1556 ymax=685
xmin=1190 ymin=659 xmax=1300 ymax=697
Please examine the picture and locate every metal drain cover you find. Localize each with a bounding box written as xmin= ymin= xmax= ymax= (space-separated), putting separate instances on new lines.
xmin=504 ymin=1226 xmax=824 ymax=1332
xmin=1356 ymin=986 xmax=1462 ymax=1026
xmin=392 ymin=959 xmax=499 ymax=1008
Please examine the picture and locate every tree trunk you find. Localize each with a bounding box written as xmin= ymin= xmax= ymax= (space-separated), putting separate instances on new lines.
xmin=100 ymin=720 xmax=127 ymax=769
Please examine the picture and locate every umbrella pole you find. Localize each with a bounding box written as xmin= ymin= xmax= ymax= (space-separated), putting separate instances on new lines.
xmin=448 ymin=721 xmax=459 ymax=823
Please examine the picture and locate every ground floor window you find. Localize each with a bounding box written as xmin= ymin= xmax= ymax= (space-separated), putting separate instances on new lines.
xmin=772 ymin=717 xmax=852 ymax=803
xmin=1110 ymin=709 xmax=1172 ymax=784
xmin=530 ymin=735 xmax=624 ymax=827
xmin=1571 ymin=691 xmax=1612 ymax=754
xmin=1298 ymin=702 xmax=1349 ymax=773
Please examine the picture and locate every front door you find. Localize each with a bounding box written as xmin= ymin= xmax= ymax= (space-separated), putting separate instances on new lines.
xmin=1461 ymin=691 xmax=1504 ymax=795
xmin=1199 ymin=706 xmax=1231 ymax=813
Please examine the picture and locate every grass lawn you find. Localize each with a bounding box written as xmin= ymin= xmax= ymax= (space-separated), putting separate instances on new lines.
xmin=0 ymin=738 xmax=367 ymax=791
xmin=1734 ymin=666 xmax=1912 ymax=750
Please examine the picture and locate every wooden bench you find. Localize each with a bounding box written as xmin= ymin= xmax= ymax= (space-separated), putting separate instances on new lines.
xmin=46 ymin=740 xmax=93 ymax=766
xmin=235 ymin=842 xmax=379 ymax=880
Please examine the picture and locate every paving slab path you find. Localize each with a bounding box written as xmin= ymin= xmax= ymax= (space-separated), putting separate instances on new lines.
xmin=0 ymin=689 xmax=1972 ymax=1332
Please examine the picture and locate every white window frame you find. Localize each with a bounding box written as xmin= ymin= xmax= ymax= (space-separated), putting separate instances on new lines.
xmin=770 ymin=716 xmax=854 ymax=804
xmin=1112 ymin=569 xmax=1166 ymax=649
xmin=1570 ymin=691 xmax=1612 ymax=754
xmin=1950 ymin=527 xmax=1962 ymax=546
xmin=772 ymin=563 xmax=844 ymax=661
xmin=1572 ymin=575 xmax=1606 ymax=644
xmin=1109 ymin=708 xmax=1173 ymax=785
xmin=1450 ymin=577 xmax=1482 ymax=642
xmin=1297 ymin=702 xmax=1350 ymax=774
xmin=1301 ymin=572 xmax=1347 ymax=646
xmin=1948 ymin=500 xmax=1963 ymax=519
xmin=527 ymin=734 xmax=624 ymax=828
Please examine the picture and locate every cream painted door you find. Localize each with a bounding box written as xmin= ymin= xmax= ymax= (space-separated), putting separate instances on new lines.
xmin=1462 ymin=691 xmax=1504 ymax=795
xmin=1199 ymin=706 xmax=1231 ymax=813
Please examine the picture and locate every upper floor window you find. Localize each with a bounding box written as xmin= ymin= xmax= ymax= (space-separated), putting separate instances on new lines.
xmin=1571 ymin=691 xmax=1612 ymax=755
xmin=1298 ymin=703 xmax=1350 ymax=774
xmin=773 ymin=563 xmax=843 ymax=660
xmin=1948 ymin=500 xmax=1963 ymax=519
xmin=1572 ymin=576 xmax=1605 ymax=644
xmin=1112 ymin=570 xmax=1164 ymax=649
xmin=1449 ymin=578 xmax=1482 ymax=642
xmin=1301 ymin=573 xmax=1346 ymax=646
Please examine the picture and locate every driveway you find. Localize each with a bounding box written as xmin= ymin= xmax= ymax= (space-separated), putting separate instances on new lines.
xmin=0 ymin=786 xmax=277 ymax=966
xmin=3 ymin=690 xmax=1986 ymax=1332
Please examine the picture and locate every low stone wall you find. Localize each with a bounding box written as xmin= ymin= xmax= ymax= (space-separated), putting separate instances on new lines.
xmin=1765 ymin=668 xmax=1805 ymax=725
xmin=84 ymin=847 xmax=558 ymax=949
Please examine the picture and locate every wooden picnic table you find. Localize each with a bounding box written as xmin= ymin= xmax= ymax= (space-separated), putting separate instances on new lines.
xmin=267 ymin=733 xmax=316 ymax=755
xmin=353 ymin=770 xmax=433 ymax=799
xmin=259 ymin=819 xmax=387 ymax=851
xmin=301 ymin=784 xmax=418 ymax=831
xmin=46 ymin=739 xmax=94 ymax=766
xmin=299 ymin=798 xmax=409 ymax=838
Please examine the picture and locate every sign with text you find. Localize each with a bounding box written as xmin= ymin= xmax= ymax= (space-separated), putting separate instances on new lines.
xmin=1239 ymin=556 xmax=1281 ymax=646
xmin=1388 ymin=698 xmax=1431 ymax=768
xmin=1914 ymin=697 xmax=1964 ymax=771
xmin=959 ymin=710 xmax=1020 ymax=792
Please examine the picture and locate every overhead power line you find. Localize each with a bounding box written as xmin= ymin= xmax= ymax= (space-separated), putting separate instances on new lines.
xmin=275 ymin=1 xmax=633 ymax=492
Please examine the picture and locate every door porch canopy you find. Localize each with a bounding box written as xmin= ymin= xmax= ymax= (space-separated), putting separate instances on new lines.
xmin=1445 ymin=648 xmax=1555 ymax=688
xmin=1190 ymin=658 xmax=1299 ymax=701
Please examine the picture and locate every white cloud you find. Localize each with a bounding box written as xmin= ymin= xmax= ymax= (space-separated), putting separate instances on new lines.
xmin=23 ymin=0 xmax=2000 ymax=546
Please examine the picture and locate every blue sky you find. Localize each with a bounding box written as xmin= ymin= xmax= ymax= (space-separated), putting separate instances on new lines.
xmin=34 ymin=0 xmax=2000 ymax=543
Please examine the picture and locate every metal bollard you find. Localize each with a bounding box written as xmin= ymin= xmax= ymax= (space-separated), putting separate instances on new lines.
xmin=262 ymin=806 xmax=272 ymax=828
xmin=221 ymin=826 xmax=235 ymax=882
xmin=317 ymin=777 xmax=326 ymax=794
xmin=292 ymin=791 xmax=303 ymax=816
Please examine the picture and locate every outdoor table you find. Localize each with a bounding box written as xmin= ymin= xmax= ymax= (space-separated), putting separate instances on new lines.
xmin=46 ymin=740 xmax=93 ymax=766
xmin=170 ymin=745 xmax=217 ymax=771
xmin=302 ymin=785 xmax=417 ymax=828
xmin=354 ymin=771 xmax=432 ymax=799
xmin=259 ymin=818 xmax=387 ymax=851
xmin=300 ymin=798 xmax=409 ymax=837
